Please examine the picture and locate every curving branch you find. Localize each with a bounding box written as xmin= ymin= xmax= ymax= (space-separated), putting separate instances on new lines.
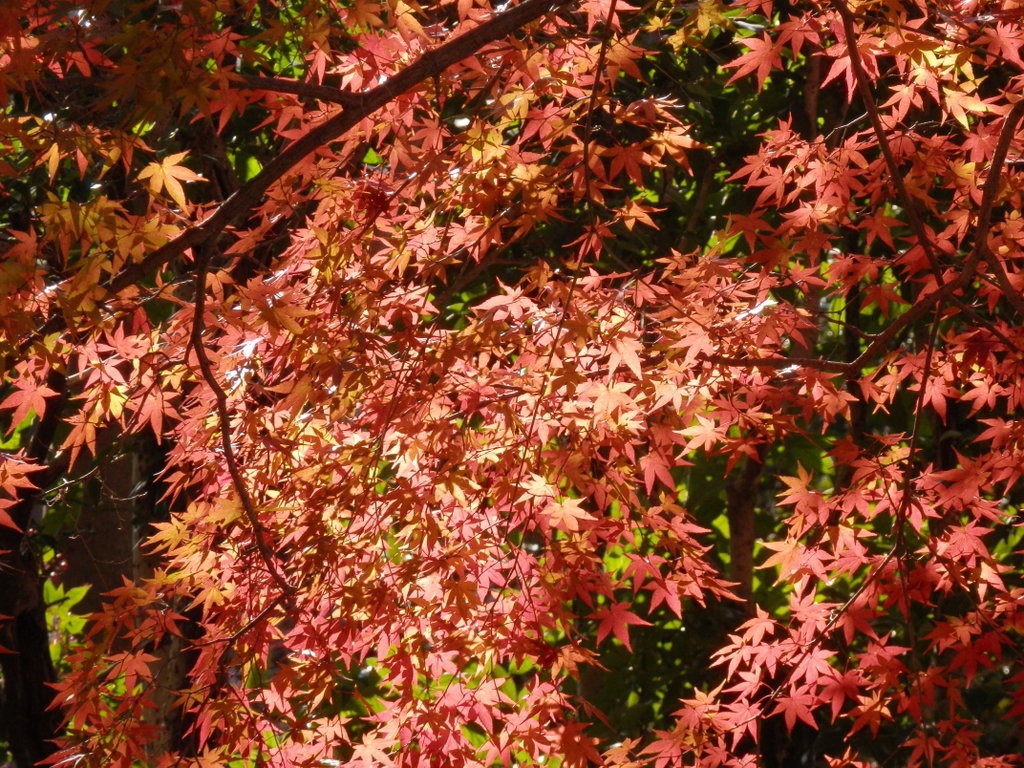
xmin=100 ymin=0 xmax=570 ymax=296
xmin=707 ymin=10 xmax=1024 ymax=377
xmin=967 ymin=99 xmax=1024 ymax=315
xmin=189 ymin=248 xmax=295 ymax=594
xmin=21 ymin=0 xmax=572 ymax=352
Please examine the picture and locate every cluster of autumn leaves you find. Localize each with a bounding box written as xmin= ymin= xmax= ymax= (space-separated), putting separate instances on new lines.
xmin=1 ymin=0 xmax=1024 ymax=766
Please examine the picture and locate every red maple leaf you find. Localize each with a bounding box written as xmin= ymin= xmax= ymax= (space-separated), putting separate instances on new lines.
xmin=724 ymin=34 xmax=785 ymax=90
xmin=590 ymin=602 xmax=652 ymax=651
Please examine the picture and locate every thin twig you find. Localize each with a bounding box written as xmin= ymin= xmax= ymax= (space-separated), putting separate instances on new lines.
xmin=189 ymin=249 xmax=295 ymax=594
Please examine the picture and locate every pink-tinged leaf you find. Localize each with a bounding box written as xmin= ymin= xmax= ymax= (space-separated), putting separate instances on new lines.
xmin=0 ymin=503 xmax=21 ymax=531
xmin=647 ymin=578 xmax=682 ymax=618
xmin=818 ymin=669 xmax=865 ymax=722
xmin=738 ymin=607 xmax=776 ymax=645
xmin=608 ymin=335 xmax=644 ymax=378
xmin=0 ymin=384 xmax=59 ymax=427
xmin=640 ymin=449 xmax=675 ymax=495
xmin=543 ymin=497 xmax=596 ymax=532
xmin=678 ymin=414 xmax=721 ymax=453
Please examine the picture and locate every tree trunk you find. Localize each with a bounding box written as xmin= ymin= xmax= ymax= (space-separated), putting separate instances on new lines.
xmin=725 ymin=448 xmax=765 ymax=612
xmin=0 ymin=551 xmax=62 ymax=768
xmin=0 ymin=373 xmax=67 ymax=768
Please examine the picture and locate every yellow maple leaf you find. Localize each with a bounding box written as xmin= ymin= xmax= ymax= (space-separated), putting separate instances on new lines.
xmin=138 ymin=151 xmax=204 ymax=207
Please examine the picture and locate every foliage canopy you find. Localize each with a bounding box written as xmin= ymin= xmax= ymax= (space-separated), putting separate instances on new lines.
xmin=1 ymin=0 xmax=1024 ymax=766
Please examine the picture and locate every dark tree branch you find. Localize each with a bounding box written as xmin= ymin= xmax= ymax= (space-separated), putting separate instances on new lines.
xmin=231 ymin=74 xmax=365 ymax=106
xmin=968 ymin=100 xmax=1024 ymax=316
xmin=708 ymin=15 xmax=1024 ymax=378
xmin=0 ymin=369 xmax=70 ymax=768
xmin=21 ymin=0 xmax=570 ymax=354
xmin=832 ymin=0 xmax=946 ymax=278
xmin=835 ymin=0 xmax=1024 ymax=317
xmin=189 ymin=248 xmax=295 ymax=594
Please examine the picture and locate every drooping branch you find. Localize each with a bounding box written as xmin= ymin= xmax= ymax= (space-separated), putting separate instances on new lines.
xmin=972 ymin=103 xmax=1024 ymax=255
xmin=189 ymin=248 xmax=295 ymax=594
xmin=102 ymin=0 xmax=570 ymax=296
xmin=834 ymin=0 xmax=1024 ymax=317
xmin=967 ymin=99 xmax=1024 ymax=315
xmin=706 ymin=66 xmax=1024 ymax=375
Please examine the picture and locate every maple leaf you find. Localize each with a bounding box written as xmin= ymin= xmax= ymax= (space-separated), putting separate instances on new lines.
xmin=737 ymin=607 xmax=776 ymax=645
xmin=818 ymin=668 xmax=865 ymax=722
xmin=724 ymin=34 xmax=785 ymax=91
xmin=137 ymin=151 xmax=204 ymax=207
xmin=942 ymin=86 xmax=991 ymax=128
xmin=0 ymin=457 xmax=43 ymax=530
xmin=678 ymin=414 xmax=721 ymax=453
xmin=848 ymin=690 xmax=892 ymax=737
xmin=760 ymin=538 xmax=831 ymax=583
xmin=608 ymin=334 xmax=644 ymax=378
xmin=579 ymin=0 xmax=638 ymax=33
xmin=639 ymin=448 xmax=676 ymax=495
xmin=590 ymin=602 xmax=652 ymax=650
xmin=772 ymin=686 xmax=819 ymax=731
xmin=618 ymin=198 xmax=661 ymax=231
xmin=0 ymin=383 xmax=59 ymax=427
xmin=559 ymin=721 xmax=602 ymax=766
xmin=475 ymin=283 xmax=532 ymax=321
xmin=543 ymin=497 xmax=596 ymax=532
xmin=0 ymin=501 xmax=21 ymax=531
xmin=646 ymin=577 xmax=682 ymax=617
